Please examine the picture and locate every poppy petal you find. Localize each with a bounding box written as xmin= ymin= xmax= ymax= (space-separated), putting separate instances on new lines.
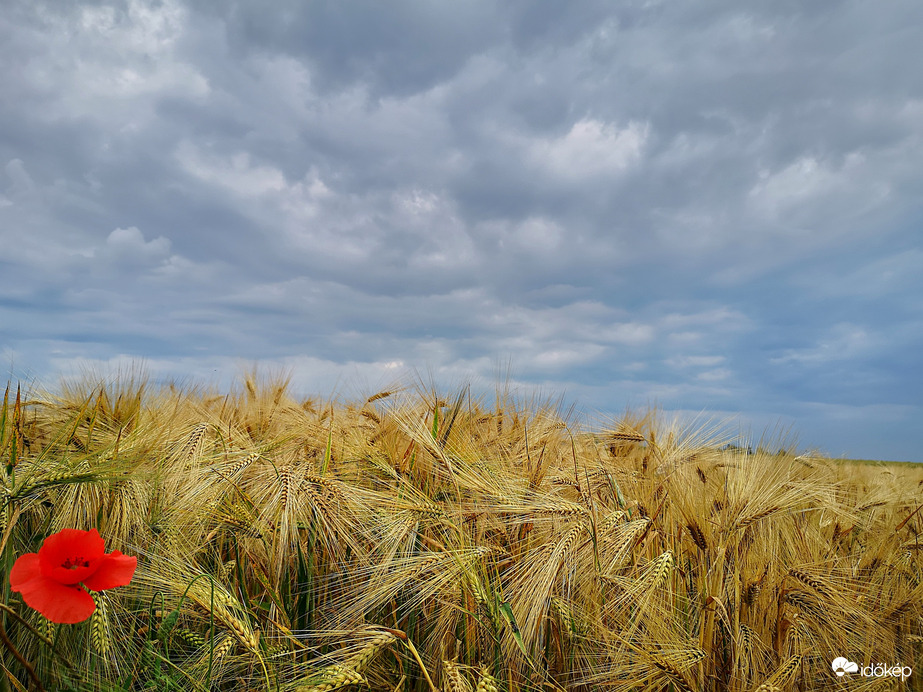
xmin=39 ymin=528 xmax=105 ymax=585
xmin=13 ymin=570 xmax=96 ymax=624
xmin=83 ymin=551 xmax=137 ymax=591
xmin=9 ymin=553 xmax=42 ymax=590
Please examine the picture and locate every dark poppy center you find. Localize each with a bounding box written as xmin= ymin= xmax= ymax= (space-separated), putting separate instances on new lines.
xmin=62 ymin=556 xmax=90 ymax=570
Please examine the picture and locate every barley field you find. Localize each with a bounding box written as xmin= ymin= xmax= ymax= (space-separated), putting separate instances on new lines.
xmin=1 ymin=374 xmax=921 ymax=691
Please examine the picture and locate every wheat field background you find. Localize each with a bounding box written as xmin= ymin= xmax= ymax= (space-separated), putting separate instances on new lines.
xmin=1 ymin=372 xmax=921 ymax=691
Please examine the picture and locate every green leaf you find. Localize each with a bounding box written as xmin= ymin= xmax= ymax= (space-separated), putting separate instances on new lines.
xmin=498 ymin=601 xmax=532 ymax=664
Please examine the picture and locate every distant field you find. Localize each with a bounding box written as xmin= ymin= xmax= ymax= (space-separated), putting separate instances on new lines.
xmin=1 ymin=375 xmax=921 ymax=691
xmin=832 ymin=457 xmax=921 ymax=466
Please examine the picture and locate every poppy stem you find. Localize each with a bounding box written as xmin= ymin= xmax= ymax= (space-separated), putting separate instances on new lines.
xmin=0 ymin=616 xmax=46 ymax=692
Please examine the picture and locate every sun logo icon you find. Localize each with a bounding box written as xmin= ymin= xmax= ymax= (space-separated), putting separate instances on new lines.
xmin=832 ymin=657 xmax=859 ymax=677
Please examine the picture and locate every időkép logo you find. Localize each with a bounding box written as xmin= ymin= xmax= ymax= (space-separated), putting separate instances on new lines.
xmin=832 ymin=657 xmax=912 ymax=682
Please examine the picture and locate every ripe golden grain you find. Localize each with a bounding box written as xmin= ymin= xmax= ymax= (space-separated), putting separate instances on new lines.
xmin=648 ymin=653 xmax=698 ymax=692
xmin=737 ymin=506 xmax=781 ymax=530
xmin=203 ymin=634 xmax=236 ymax=668
xmin=347 ymin=630 xmax=396 ymax=671
xmin=529 ymin=500 xmax=588 ymax=517
xmin=292 ymin=664 xmax=365 ymax=692
xmin=784 ymin=590 xmax=826 ymax=621
xmin=687 ymin=521 xmax=708 ymax=551
xmin=755 ymin=655 xmax=802 ymax=691
xmin=11 ymin=377 xmax=923 ymax=691
xmin=188 ymin=583 xmax=260 ymax=653
xmin=609 ymin=430 xmax=645 ymax=442
xmin=739 ymin=623 xmax=754 ymax=656
xmin=648 ymin=550 xmax=674 ymax=590
xmin=279 ymin=468 xmax=291 ymax=509
xmin=219 ymin=452 xmax=258 ymax=478
xmin=475 ymin=667 xmax=499 ymax=692
xmin=743 ymin=574 xmax=765 ymax=606
xmin=181 ymin=422 xmax=210 ymax=460
xmin=443 ymin=660 xmax=471 ymax=692
xmin=788 ymin=568 xmax=835 ymax=601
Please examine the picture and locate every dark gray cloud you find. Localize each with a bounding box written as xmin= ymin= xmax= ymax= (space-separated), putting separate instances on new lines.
xmin=1 ymin=0 xmax=921 ymax=460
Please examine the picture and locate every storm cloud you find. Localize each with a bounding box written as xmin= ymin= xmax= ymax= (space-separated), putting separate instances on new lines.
xmin=2 ymin=0 xmax=921 ymax=459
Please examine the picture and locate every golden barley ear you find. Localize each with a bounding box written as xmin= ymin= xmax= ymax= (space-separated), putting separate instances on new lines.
xmin=687 ymin=520 xmax=708 ymax=551
xmin=735 ymin=624 xmax=755 ymax=676
xmin=291 ymin=664 xmax=366 ymax=692
xmin=346 ymin=629 xmax=397 ymax=671
xmin=189 ymin=633 xmax=237 ymax=679
xmin=180 ymin=422 xmax=211 ymax=462
xmin=443 ymin=660 xmax=473 ymax=692
xmin=783 ymin=589 xmax=826 ymax=621
xmin=505 ymin=521 xmax=589 ymax=657
xmin=475 ymin=666 xmax=500 ymax=692
xmin=606 ymin=549 xmax=674 ymax=617
xmin=788 ymin=568 xmax=836 ymax=601
xmin=737 ymin=506 xmax=781 ymax=531
xmin=184 ymin=577 xmax=261 ymax=653
xmin=647 ymin=652 xmax=699 ymax=692
xmin=752 ymin=655 xmax=802 ymax=692
xmin=467 ymin=573 xmax=502 ymax=661
xmin=550 ymin=596 xmax=588 ymax=638
xmin=743 ymin=576 xmax=765 ymax=606
xmin=600 ymin=517 xmax=650 ymax=572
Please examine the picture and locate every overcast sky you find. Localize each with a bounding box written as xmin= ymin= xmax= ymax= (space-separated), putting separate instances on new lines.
xmin=2 ymin=0 xmax=921 ymax=460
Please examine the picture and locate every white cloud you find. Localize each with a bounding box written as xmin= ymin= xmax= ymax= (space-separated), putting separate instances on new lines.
xmin=667 ymin=355 xmax=726 ymax=369
xmin=661 ymin=308 xmax=749 ymax=331
xmin=394 ymin=188 xmax=440 ymax=216
xmin=725 ymin=13 xmax=776 ymax=43
xmin=696 ymin=368 xmax=732 ymax=382
xmin=532 ymin=344 xmax=607 ymax=369
xmin=530 ymin=118 xmax=649 ymax=180
xmin=3 ymin=0 xmax=922 ymax=463
xmin=512 ymin=217 xmax=563 ymax=251
xmin=770 ymin=323 xmax=878 ymax=365
xmin=599 ymin=322 xmax=656 ymax=346
xmin=747 ymin=153 xmax=890 ymax=224
xmin=794 ymin=248 xmax=923 ymax=300
xmin=749 ymin=157 xmax=837 ymax=210
xmin=105 ymin=227 xmax=171 ymax=259
xmin=20 ymin=0 xmax=207 ymax=126
xmin=3 ymin=158 xmax=36 ymax=200
xmin=175 ymin=144 xmax=292 ymax=198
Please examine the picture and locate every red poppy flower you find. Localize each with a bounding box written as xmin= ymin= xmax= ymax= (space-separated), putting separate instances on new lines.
xmin=9 ymin=528 xmax=137 ymax=624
